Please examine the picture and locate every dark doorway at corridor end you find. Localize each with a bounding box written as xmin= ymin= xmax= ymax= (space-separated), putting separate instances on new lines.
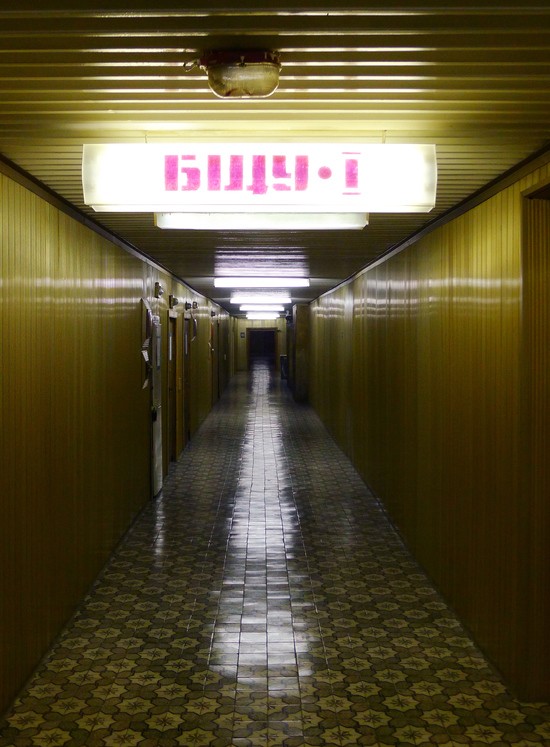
xmin=247 ymin=328 xmax=277 ymax=369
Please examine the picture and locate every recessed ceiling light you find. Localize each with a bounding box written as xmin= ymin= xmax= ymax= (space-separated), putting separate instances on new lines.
xmin=240 ymin=305 xmax=285 ymax=312
xmin=215 ymin=277 xmax=309 ymax=288
xmin=230 ymin=294 xmax=292 ymax=304
xmin=155 ymin=212 xmax=368 ymax=230
xmin=246 ymin=312 xmax=281 ymax=320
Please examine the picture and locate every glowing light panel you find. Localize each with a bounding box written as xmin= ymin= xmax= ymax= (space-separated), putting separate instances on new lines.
xmin=246 ymin=312 xmax=281 ymax=320
xmin=231 ymin=294 xmax=292 ymax=304
xmin=215 ymin=277 xmax=309 ymax=288
xmin=82 ymin=143 xmax=437 ymax=214
xmin=155 ymin=211 xmax=367 ymax=230
xmin=240 ymin=305 xmax=285 ymax=312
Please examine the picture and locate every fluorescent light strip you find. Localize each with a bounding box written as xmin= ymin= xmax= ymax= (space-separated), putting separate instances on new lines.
xmin=246 ymin=312 xmax=281 ymax=320
xmin=240 ymin=305 xmax=285 ymax=312
xmin=215 ymin=277 xmax=309 ymax=288
xmin=231 ymin=294 xmax=292 ymax=304
xmin=156 ymin=212 xmax=368 ymax=230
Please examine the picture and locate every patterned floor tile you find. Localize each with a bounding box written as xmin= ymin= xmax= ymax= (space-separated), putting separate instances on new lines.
xmin=1 ymin=361 xmax=549 ymax=746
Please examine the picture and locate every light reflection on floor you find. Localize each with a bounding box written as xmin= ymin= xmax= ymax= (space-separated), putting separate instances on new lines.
xmin=1 ymin=361 xmax=549 ymax=746
xmin=211 ymin=364 xmax=304 ymax=699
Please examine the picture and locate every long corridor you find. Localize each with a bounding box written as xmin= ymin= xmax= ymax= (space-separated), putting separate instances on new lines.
xmin=1 ymin=363 xmax=549 ymax=747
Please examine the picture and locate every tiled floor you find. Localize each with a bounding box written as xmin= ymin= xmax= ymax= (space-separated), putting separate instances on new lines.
xmin=1 ymin=362 xmax=549 ymax=746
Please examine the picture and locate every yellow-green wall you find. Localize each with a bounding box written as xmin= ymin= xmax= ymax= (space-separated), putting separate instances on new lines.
xmin=310 ymin=159 xmax=550 ymax=700
xmin=0 ymin=166 xmax=228 ymax=711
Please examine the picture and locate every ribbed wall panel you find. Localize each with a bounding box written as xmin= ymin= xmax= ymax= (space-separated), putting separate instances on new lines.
xmin=309 ymin=160 xmax=550 ymax=701
xmin=0 ymin=169 xmax=225 ymax=712
xmin=521 ymin=194 xmax=550 ymax=698
xmin=0 ymin=174 xmax=148 ymax=709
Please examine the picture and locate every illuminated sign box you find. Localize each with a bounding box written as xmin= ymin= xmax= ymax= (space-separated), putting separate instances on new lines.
xmin=82 ymin=143 xmax=437 ymax=215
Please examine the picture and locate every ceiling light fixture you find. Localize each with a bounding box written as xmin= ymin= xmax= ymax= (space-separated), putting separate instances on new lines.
xmin=215 ymin=277 xmax=309 ymax=288
xmin=230 ymin=294 xmax=292 ymax=305
xmin=246 ymin=312 xmax=281 ymax=321
xmin=199 ymin=50 xmax=281 ymax=98
xmin=155 ymin=212 xmax=367 ymax=230
xmin=83 ymin=143 xmax=437 ymax=219
xmin=240 ymin=305 xmax=285 ymax=312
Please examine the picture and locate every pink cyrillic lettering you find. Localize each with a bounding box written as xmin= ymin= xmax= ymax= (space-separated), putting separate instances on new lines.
xmin=247 ymin=155 xmax=268 ymax=195
xmin=272 ymin=155 xmax=291 ymax=191
xmin=345 ymin=157 xmax=359 ymax=189
xmin=208 ymin=156 xmax=221 ymax=190
xmin=165 ymin=155 xmax=178 ymax=191
xmin=224 ymin=155 xmax=244 ymax=191
xmin=180 ymin=155 xmax=200 ymax=191
xmin=295 ymin=156 xmax=309 ymax=191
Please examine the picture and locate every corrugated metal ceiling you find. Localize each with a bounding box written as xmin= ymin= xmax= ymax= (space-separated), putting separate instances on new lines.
xmin=0 ymin=1 xmax=549 ymax=308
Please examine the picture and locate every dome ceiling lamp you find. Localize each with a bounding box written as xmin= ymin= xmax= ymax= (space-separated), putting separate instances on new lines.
xmin=199 ymin=50 xmax=281 ymax=98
